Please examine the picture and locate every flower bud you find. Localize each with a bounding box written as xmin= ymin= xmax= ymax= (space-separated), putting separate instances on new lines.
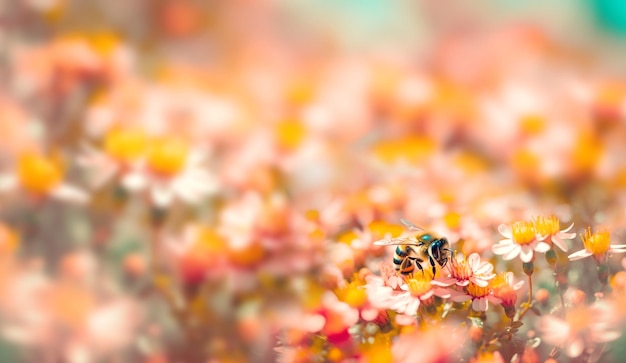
xmin=522 ymin=261 xmax=534 ymax=276
xmin=545 ymin=248 xmax=557 ymax=265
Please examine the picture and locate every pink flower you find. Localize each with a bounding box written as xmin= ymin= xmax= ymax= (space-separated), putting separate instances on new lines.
xmin=392 ymin=325 xmax=466 ymax=363
xmin=492 ymin=221 xmax=550 ymax=263
xmin=449 ymin=282 xmax=502 ymax=312
xmin=537 ymin=303 xmax=621 ymax=358
xmin=385 ymin=274 xmax=451 ymax=316
xmin=432 ymin=253 xmax=495 ymax=288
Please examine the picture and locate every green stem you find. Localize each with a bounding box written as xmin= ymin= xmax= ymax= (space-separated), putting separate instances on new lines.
xmin=518 ymin=274 xmax=533 ymax=320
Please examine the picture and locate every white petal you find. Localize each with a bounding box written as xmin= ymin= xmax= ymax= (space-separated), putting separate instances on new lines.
xmin=151 ymin=185 xmax=173 ymax=208
xmin=497 ymin=224 xmax=512 ymax=238
xmin=519 ymin=246 xmax=534 ymax=263
xmin=566 ymin=337 xmax=584 ymax=357
xmin=492 ymin=241 xmax=515 ymax=255
xmin=0 ymin=174 xmax=18 ymax=191
xmin=562 ymin=222 xmax=575 ymax=233
xmin=534 ymin=241 xmax=551 ymax=253
xmin=568 ymin=249 xmax=593 ymax=261
xmin=467 ymin=253 xmax=480 ymax=268
xmin=121 ymin=172 xmax=148 ymax=191
xmin=50 ymin=184 xmax=89 ymax=204
xmin=474 ymin=262 xmax=494 ymax=275
xmin=502 ymin=245 xmax=522 ymax=261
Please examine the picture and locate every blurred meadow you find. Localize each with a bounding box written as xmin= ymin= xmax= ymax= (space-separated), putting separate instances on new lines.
xmin=3 ymin=1 xmax=626 ymax=362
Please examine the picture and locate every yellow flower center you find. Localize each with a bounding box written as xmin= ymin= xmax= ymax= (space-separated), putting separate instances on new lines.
xmin=582 ymin=227 xmax=611 ymax=256
xmin=276 ymin=120 xmax=306 ymax=150
xmin=372 ymin=136 xmax=435 ymax=164
xmin=405 ymin=273 xmax=433 ymax=297
xmin=466 ymin=282 xmax=490 ymax=298
xmin=448 ymin=255 xmax=472 ymax=281
xmin=519 ymin=114 xmax=545 ymax=135
xmin=511 ymin=221 xmax=536 ymax=245
xmin=443 ymin=211 xmax=461 ymax=230
xmin=337 ymin=282 xmax=368 ymax=308
xmin=490 ymin=273 xmax=517 ymax=306
xmin=533 ymin=215 xmax=560 ymax=237
xmin=104 ymin=128 xmax=147 ymax=164
xmin=367 ymin=220 xmax=404 ymax=240
xmin=146 ymin=136 xmax=189 ymax=176
xmin=18 ymin=153 xmax=63 ymax=194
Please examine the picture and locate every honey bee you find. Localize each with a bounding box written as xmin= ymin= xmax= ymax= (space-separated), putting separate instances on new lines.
xmin=374 ymin=219 xmax=452 ymax=276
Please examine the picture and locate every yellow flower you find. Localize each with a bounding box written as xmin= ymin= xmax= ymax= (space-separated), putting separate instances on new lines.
xmin=18 ymin=152 xmax=63 ymax=194
xmin=146 ymin=136 xmax=189 ymax=176
xmin=569 ymin=227 xmax=626 ymax=262
xmin=103 ymin=128 xmax=147 ymax=164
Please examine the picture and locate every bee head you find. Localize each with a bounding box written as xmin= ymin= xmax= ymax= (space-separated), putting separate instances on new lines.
xmin=429 ymin=238 xmax=450 ymax=266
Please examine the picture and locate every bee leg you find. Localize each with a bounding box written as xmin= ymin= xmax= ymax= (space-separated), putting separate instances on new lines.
xmin=414 ymin=259 xmax=425 ymax=277
xmin=429 ymin=256 xmax=437 ymax=276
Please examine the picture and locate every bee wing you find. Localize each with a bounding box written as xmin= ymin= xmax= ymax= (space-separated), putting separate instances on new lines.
xmin=400 ymin=218 xmax=425 ymax=232
xmin=374 ymin=236 xmax=422 ymax=246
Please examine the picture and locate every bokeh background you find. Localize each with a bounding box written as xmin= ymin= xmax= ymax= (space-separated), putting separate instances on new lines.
xmin=3 ymin=1 xmax=626 ymax=362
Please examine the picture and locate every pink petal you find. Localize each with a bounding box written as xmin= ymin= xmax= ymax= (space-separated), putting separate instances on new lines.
xmin=451 ymin=294 xmax=471 ymax=303
xmin=431 ymin=277 xmax=456 ymax=287
xmin=562 ymin=223 xmax=575 ymax=233
xmin=433 ymin=287 xmax=452 ymax=299
xmin=303 ymin=314 xmax=326 ymax=333
xmin=551 ymin=235 xmax=569 ymax=252
xmin=420 ymin=290 xmax=435 ymax=300
xmin=568 ymin=249 xmax=593 ymax=261
xmin=395 ymin=314 xmax=417 ymax=326
xmin=472 ymin=298 xmax=488 ymax=311
xmin=538 ymin=316 xmax=570 ymax=344
xmin=361 ymin=307 xmax=379 ymax=321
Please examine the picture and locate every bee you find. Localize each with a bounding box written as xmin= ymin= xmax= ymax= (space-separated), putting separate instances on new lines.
xmin=374 ymin=219 xmax=453 ymax=276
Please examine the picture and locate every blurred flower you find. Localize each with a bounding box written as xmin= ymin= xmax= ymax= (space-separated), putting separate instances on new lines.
xmin=492 ymin=221 xmax=550 ymax=262
xmin=0 ymin=152 xmax=88 ymax=203
xmin=392 ymin=325 xmax=466 ymax=363
xmin=568 ymin=227 xmax=626 ymax=262
xmin=537 ymin=302 xmax=621 ymax=358
xmin=81 ymin=130 xmax=218 ymax=207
